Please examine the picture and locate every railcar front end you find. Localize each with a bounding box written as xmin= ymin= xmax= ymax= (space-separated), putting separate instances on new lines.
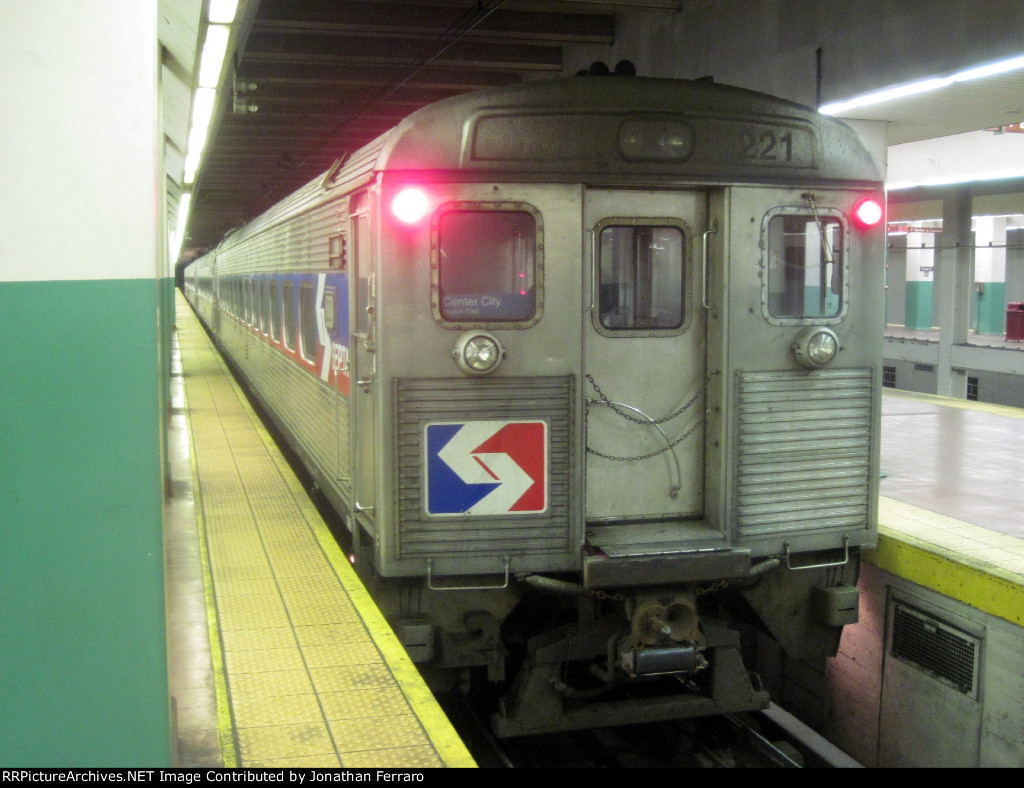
xmin=185 ymin=77 xmax=885 ymax=736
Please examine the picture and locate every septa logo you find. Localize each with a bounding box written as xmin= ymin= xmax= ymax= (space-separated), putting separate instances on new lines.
xmin=425 ymin=420 xmax=548 ymax=515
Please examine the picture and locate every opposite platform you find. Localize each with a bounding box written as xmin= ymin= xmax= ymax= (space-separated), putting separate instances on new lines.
xmin=168 ymin=292 xmax=475 ymax=768
xmin=873 ymin=389 xmax=1024 ymax=628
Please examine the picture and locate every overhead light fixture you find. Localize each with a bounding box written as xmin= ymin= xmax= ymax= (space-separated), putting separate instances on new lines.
xmin=198 ymin=25 xmax=230 ymax=88
xmin=182 ymin=3 xmax=242 ymax=186
xmin=207 ymin=0 xmax=239 ymax=24
xmin=173 ymin=192 xmax=193 ymax=260
xmin=888 ymin=167 xmax=1024 ymax=191
xmin=184 ymin=87 xmax=217 ymax=183
xmin=820 ymin=52 xmax=1024 ymax=116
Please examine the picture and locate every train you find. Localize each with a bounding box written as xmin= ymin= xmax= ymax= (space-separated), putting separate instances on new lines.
xmin=184 ymin=74 xmax=885 ymax=737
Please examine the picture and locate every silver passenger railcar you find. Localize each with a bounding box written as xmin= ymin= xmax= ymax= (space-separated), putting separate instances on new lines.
xmin=184 ymin=76 xmax=885 ymax=736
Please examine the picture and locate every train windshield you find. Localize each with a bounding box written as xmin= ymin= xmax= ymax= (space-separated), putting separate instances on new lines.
xmin=437 ymin=209 xmax=536 ymax=322
xmin=598 ymin=224 xmax=685 ymax=330
xmin=766 ymin=214 xmax=843 ymax=318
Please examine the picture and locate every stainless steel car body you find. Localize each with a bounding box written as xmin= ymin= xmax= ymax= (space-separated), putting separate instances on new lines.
xmin=184 ymin=76 xmax=885 ymax=733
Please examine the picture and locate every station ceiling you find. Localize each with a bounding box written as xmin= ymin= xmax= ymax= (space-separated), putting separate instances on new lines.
xmin=179 ymin=0 xmax=652 ymax=254
xmin=173 ymin=0 xmax=1024 ymax=257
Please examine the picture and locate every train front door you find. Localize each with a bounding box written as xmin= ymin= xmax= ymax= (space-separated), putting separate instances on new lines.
xmin=583 ymin=189 xmax=707 ymax=523
xmin=350 ymin=206 xmax=377 ymax=519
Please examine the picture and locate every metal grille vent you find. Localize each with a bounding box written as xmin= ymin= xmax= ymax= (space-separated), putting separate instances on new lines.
xmin=891 ymin=603 xmax=980 ymax=696
xmin=735 ymin=369 xmax=874 ymax=537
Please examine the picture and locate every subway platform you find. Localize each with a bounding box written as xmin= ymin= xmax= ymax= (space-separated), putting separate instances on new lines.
xmin=166 ymin=292 xmax=476 ymax=768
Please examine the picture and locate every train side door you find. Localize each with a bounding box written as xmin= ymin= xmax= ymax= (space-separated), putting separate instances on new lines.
xmin=350 ymin=206 xmax=377 ymax=519
xmin=583 ymin=189 xmax=707 ymax=523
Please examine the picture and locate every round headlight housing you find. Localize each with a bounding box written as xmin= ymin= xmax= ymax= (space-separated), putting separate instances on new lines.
xmin=792 ymin=326 xmax=840 ymax=369
xmin=453 ymin=331 xmax=503 ymax=376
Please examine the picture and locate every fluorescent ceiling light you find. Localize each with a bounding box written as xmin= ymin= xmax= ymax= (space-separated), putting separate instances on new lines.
xmin=183 ymin=150 xmax=201 ymax=185
xmin=184 ymin=87 xmax=217 ymax=184
xmin=821 ymin=52 xmax=1024 ymax=115
xmin=198 ymin=24 xmax=230 ymax=88
xmin=173 ymin=192 xmax=193 ymax=259
xmin=208 ymin=0 xmax=239 ymax=24
xmin=888 ymin=167 xmax=1024 ymax=191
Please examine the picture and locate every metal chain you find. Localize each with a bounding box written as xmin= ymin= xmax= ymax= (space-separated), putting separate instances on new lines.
xmin=584 ymin=372 xmax=708 ymax=462
xmin=581 ymin=581 xmax=727 ymax=602
xmin=585 ymin=418 xmax=702 ymax=462
xmin=585 ymin=373 xmax=703 ymax=425
xmin=586 ymin=588 xmax=626 ymax=601
xmin=696 ymin=580 xmax=729 ymax=597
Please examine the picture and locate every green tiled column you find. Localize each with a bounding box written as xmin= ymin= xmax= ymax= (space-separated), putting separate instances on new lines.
xmin=974 ymin=217 xmax=1008 ymax=336
xmin=904 ymin=232 xmax=935 ymax=330
xmin=1 ymin=1 xmax=171 ymax=766
xmin=905 ymin=280 xmax=935 ymax=330
xmin=976 ymin=281 xmax=1007 ymax=336
xmin=0 ymin=280 xmax=169 ymax=765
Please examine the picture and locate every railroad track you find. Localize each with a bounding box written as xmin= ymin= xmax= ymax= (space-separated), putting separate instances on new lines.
xmin=438 ymin=690 xmax=851 ymax=768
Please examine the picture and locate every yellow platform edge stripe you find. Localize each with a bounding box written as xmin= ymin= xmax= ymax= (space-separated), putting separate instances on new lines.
xmin=244 ymin=395 xmax=478 ymax=769
xmin=178 ymin=299 xmax=477 ymax=769
xmin=883 ymin=386 xmax=1024 ymax=419
xmin=868 ymin=506 xmax=1024 ymax=629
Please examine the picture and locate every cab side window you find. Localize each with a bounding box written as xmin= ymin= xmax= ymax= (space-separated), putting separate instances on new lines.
xmin=766 ymin=212 xmax=844 ymax=320
xmin=434 ymin=205 xmax=540 ymax=326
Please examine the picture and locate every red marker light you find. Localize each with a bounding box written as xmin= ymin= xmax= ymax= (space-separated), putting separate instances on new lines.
xmin=392 ymin=187 xmax=429 ymax=224
xmin=853 ymin=197 xmax=884 ymax=229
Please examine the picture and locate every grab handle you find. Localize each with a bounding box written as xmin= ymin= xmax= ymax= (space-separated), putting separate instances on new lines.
xmin=427 ymin=555 xmax=511 ymax=591
xmin=784 ymin=534 xmax=850 ymax=571
xmin=702 ymin=225 xmax=718 ymax=319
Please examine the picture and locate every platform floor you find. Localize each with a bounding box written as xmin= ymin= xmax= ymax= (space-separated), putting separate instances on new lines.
xmin=166 ymin=293 xmax=475 ymax=768
xmin=880 ymin=388 xmax=1024 ymax=539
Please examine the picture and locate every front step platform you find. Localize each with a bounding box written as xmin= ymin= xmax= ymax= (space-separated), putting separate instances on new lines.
xmin=584 ymin=521 xmax=751 ymax=587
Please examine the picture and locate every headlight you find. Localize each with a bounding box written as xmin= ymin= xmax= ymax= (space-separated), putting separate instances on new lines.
xmin=453 ymin=331 xmax=503 ymax=376
xmin=792 ymin=326 xmax=839 ymax=369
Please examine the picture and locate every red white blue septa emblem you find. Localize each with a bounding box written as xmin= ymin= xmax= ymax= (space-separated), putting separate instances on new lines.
xmin=425 ymin=420 xmax=548 ymax=515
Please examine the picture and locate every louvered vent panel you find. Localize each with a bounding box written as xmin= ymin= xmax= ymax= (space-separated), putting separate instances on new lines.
xmin=891 ymin=603 xmax=980 ymax=697
xmin=736 ymin=369 xmax=874 ymax=537
xmin=395 ymin=376 xmax=574 ymax=561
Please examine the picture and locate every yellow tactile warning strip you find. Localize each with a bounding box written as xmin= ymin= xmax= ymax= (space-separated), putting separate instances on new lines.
xmin=871 ymin=496 xmax=1024 ymax=627
xmin=882 ymin=387 xmax=1024 ymax=420
xmin=175 ymin=293 xmax=476 ymax=769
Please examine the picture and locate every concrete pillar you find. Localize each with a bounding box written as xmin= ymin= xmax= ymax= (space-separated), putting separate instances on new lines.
xmin=935 ymin=188 xmax=972 ymax=398
xmin=0 ymin=0 xmax=171 ymax=766
xmin=904 ymin=231 xmax=936 ymax=330
xmin=973 ymin=216 xmax=1008 ymax=335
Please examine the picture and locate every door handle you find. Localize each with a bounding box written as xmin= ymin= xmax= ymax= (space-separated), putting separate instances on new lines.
xmin=702 ymin=225 xmax=718 ymax=319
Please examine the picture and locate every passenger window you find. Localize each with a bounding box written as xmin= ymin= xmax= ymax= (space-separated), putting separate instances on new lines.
xmin=323 ymin=287 xmax=336 ymax=332
xmin=437 ymin=208 xmax=537 ymax=322
xmin=299 ymin=282 xmax=318 ymax=362
xmin=282 ymin=281 xmax=296 ymax=350
xmin=766 ymin=213 xmax=843 ymax=319
xmin=270 ymin=280 xmax=281 ymax=342
xmin=260 ymin=280 xmax=271 ymax=335
xmin=598 ymin=224 xmax=685 ymax=330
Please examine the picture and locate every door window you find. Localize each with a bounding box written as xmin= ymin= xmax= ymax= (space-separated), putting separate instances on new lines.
xmin=597 ymin=223 xmax=685 ymax=331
